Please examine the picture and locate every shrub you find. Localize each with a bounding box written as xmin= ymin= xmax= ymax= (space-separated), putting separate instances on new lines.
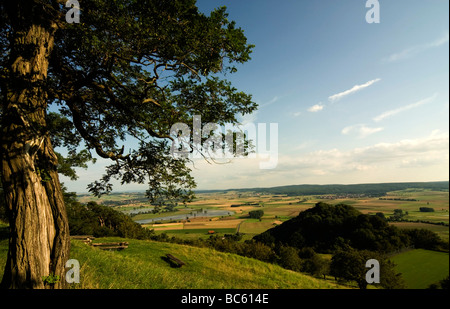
xmin=248 ymin=210 xmax=264 ymax=219
xmin=419 ymin=207 xmax=435 ymax=212
xmin=66 ymin=200 xmax=155 ymax=239
xmin=277 ymin=246 xmax=302 ymax=272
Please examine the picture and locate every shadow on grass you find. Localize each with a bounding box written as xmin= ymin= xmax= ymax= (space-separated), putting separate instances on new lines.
xmin=0 ymin=225 xmax=9 ymax=241
xmin=160 ymin=255 xmax=184 ymax=268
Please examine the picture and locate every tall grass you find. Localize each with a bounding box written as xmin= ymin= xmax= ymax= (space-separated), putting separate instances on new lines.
xmin=68 ymin=237 xmax=346 ymax=289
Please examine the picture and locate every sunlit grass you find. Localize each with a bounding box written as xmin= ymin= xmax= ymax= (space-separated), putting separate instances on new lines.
xmin=67 ymin=237 xmax=347 ymax=289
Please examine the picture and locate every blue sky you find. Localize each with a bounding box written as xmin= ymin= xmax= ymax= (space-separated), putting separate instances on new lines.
xmin=61 ymin=0 xmax=449 ymax=192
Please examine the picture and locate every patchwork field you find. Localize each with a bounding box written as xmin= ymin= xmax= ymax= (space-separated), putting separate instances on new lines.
xmin=75 ymin=189 xmax=448 ymax=242
xmin=137 ymin=190 xmax=448 ymax=241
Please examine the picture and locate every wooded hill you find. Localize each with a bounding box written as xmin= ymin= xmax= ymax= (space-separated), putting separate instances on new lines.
xmin=253 ymin=202 xmax=448 ymax=254
xmin=228 ymin=181 xmax=449 ymax=197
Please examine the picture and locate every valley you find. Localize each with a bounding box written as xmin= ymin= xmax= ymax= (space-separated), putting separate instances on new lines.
xmin=78 ymin=185 xmax=449 ymax=242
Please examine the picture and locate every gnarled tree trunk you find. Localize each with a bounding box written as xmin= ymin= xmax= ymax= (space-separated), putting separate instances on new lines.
xmin=0 ymin=6 xmax=70 ymax=289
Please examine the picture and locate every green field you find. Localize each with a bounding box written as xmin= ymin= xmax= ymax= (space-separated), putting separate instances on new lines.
xmin=391 ymin=249 xmax=449 ymax=289
xmin=154 ymin=228 xmax=237 ymax=240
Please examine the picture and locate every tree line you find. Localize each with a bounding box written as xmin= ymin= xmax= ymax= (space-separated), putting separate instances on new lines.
xmin=235 ymin=182 xmax=449 ymax=197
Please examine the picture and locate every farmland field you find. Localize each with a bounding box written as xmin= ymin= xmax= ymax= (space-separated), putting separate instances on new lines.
xmin=81 ymin=188 xmax=448 ymax=242
xmin=390 ymin=222 xmax=449 ymax=241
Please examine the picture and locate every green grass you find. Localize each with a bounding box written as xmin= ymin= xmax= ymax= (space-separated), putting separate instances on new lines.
xmin=391 ymin=249 xmax=449 ymax=289
xmin=0 ymin=235 xmax=348 ymax=289
xmin=239 ymin=219 xmax=278 ymax=236
xmin=390 ymin=222 xmax=449 ymax=241
xmin=68 ymin=237 xmax=348 ymax=289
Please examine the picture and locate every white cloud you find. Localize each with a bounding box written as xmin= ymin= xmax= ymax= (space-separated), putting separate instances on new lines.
xmin=188 ymin=131 xmax=449 ymax=190
xmin=373 ymin=93 xmax=437 ymax=122
xmin=307 ymin=103 xmax=324 ymax=112
xmin=341 ymin=124 xmax=384 ymax=138
xmin=63 ymin=130 xmax=449 ymax=192
xmin=384 ymin=33 xmax=449 ymax=62
xmin=277 ymin=130 xmax=449 ymax=178
xmin=328 ymin=78 xmax=381 ymax=102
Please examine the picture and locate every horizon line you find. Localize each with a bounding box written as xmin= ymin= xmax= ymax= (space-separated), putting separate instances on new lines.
xmin=74 ymin=180 xmax=449 ymax=195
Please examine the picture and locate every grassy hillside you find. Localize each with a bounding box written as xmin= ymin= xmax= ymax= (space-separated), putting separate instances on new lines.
xmin=0 ymin=233 xmax=348 ymax=289
xmin=66 ymin=237 xmax=348 ymax=289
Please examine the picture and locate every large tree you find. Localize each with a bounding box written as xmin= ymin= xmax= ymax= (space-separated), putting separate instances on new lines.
xmin=0 ymin=0 xmax=255 ymax=288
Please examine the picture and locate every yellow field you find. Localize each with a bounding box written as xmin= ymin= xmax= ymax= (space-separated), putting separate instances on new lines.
xmin=148 ymin=218 xmax=243 ymax=231
xmin=184 ymin=218 xmax=243 ymax=230
xmin=145 ymin=223 xmax=184 ymax=231
xmin=239 ymin=220 xmax=279 ymax=234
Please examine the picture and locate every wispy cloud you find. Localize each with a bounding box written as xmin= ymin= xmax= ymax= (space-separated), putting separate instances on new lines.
xmin=239 ymin=96 xmax=279 ymax=124
xmin=307 ymin=103 xmax=324 ymax=112
xmin=328 ymin=78 xmax=381 ymax=102
xmin=373 ymin=93 xmax=438 ymax=122
xmin=260 ymin=96 xmax=279 ymax=108
xmin=341 ymin=124 xmax=384 ymax=139
xmin=384 ymin=33 xmax=449 ymax=62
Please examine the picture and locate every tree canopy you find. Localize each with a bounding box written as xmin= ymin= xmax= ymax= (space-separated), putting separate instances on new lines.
xmin=0 ymin=0 xmax=256 ymax=288
xmin=1 ymin=0 xmax=256 ymax=202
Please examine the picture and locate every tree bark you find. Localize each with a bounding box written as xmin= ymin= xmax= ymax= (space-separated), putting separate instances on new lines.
xmin=0 ymin=5 xmax=70 ymax=289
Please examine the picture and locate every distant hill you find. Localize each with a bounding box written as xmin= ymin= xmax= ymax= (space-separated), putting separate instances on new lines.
xmin=209 ymin=181 xmax=449 ymax=196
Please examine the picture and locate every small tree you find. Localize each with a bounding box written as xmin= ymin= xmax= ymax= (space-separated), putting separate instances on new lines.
xmin=277 ymin=245 xmax=302 ymax=272
xmin=248 ymin=210 xmax=264 ymax=219
xmin=419 ymin=207 xmax=435 ymax=213
xmin=302 ymin=254 xmax=329 ymax=278
xmin=375 ymin=212 xmax=386 ymax=220
xmin=440 ymin=276 xmax=449 ymax=289
xmin=330 ymin=249 xmax=369 ymax=289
